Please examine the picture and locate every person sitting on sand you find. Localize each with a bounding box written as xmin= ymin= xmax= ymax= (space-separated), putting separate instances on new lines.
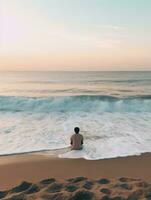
xmin=70 ymin=127 xmax=83 ymax=150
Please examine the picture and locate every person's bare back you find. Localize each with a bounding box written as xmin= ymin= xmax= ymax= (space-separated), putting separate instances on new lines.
xmin=70 ymin=127 xmax=83 ymax=150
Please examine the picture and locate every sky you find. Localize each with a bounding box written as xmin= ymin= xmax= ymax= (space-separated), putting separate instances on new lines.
xmin=0 ymin=0 xmax=151 ymax=71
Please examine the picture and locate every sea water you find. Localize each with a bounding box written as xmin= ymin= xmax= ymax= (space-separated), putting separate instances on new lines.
xmin=0 ymin=71 xmax=151 ymax=159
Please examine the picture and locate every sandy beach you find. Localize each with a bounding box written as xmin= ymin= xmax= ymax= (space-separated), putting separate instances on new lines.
xmin=0 ymin=153 xmax=151 ymax=199
xmin=0 ymin=0 xmax=151 ymax=198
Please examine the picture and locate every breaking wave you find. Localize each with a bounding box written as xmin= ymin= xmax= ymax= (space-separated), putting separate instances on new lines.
xmin=0 ymin=95 xmax=151 ymax=113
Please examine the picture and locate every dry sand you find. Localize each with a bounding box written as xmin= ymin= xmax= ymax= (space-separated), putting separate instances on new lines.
xmin=0 ymin=152 xmax=151 ymax=199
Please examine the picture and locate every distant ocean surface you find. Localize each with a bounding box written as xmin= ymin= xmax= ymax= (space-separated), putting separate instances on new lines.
xmin=0 ymin=71 xmax=151 ymax=160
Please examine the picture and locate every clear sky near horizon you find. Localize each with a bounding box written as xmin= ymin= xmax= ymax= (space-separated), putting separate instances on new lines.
xmin=0 ymin=0 xmax=151 ymax=71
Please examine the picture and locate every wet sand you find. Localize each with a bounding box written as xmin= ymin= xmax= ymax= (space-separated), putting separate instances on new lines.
xmin=0 ymin=152 xmax=151 ymax=192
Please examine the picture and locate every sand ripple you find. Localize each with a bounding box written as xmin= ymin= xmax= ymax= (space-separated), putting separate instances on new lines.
xmin=1 ymin=177 xmax=151 ymax=200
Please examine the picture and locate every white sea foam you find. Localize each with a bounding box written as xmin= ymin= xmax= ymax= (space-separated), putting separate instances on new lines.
xmin=0 ymin=109 xmax=151 ymax=160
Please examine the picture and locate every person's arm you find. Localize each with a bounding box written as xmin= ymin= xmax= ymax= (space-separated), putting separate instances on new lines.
xmin=81 ymin=136 xmax=83 ymax=145
xmin=70 ymin=137 xmax=73 ymax=145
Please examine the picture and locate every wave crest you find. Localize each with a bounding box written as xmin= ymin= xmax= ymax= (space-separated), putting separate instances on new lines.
xmin=0 ymin=95 xmax=151 ymax=113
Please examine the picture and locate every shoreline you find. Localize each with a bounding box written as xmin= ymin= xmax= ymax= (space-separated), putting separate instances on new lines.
xmin=0 ymin=146 xmax=146 ymax=160
xmin=0 ymin=152 xmax=151 ymax=190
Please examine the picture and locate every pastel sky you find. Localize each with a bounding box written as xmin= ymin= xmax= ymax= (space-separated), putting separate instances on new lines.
xmin=0 ymin=0 xmax=151 ymax=71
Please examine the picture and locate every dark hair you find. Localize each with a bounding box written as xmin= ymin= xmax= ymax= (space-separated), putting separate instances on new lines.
xmin=74 ymin=127 xmax=80 ymax=134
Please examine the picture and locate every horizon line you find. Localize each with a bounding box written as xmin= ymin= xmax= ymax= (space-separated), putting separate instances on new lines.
xmin=0 ymin=70 xmax=151 ymax=72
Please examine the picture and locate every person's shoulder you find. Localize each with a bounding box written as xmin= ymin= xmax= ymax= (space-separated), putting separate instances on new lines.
xmin=79 ymin=134 xmax=83 ymax=138
xmin=71 ymin=134 xmax=76 ymax=138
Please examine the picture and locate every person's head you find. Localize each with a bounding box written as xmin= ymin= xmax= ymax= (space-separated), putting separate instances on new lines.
xmin=74 ymin=127 xmax=80 ymax=134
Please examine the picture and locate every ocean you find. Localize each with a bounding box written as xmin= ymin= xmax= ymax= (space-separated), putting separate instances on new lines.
xmin=0 ymin=71 xmax=151 ymax=160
